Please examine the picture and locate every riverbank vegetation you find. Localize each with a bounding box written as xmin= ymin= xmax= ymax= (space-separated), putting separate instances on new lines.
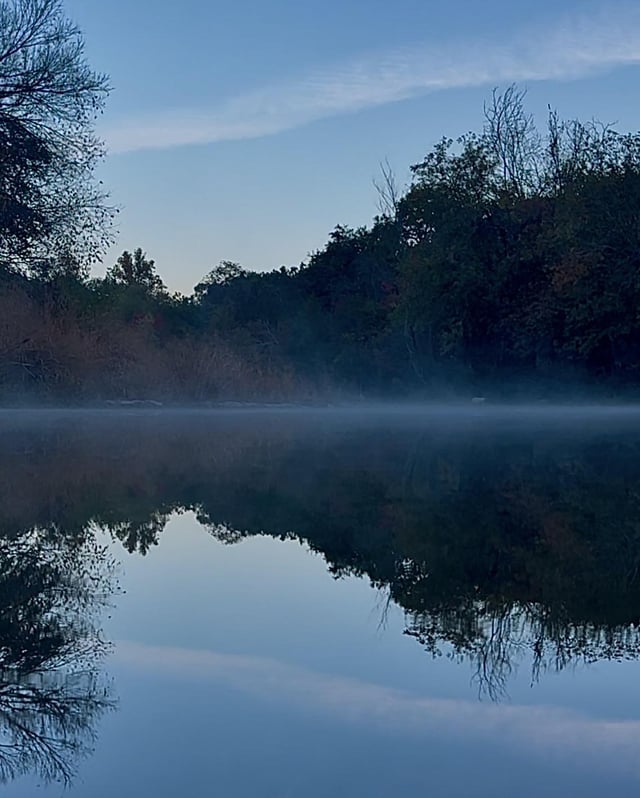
xmin=3 ymin=0 xmax=640 ymax=400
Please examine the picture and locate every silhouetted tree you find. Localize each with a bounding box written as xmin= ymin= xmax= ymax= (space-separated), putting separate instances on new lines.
xmin=0 ymin=0 xmax=114 ymax=270
xmin=106 ymin=248 xmax=165 ymax=295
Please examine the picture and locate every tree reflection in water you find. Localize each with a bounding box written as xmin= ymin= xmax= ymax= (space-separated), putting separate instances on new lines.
xmin=0 ymin=529 xmax=117 ymax=785
xmin=403 ymin=600 xmax=640 ymax=700
xmin=4 ymin=409 xmax=640 ymax=703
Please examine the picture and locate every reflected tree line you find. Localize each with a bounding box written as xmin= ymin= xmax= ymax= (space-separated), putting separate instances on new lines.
xmin=0 ymin=411 xmax=640 ymax=782
xmin=3 ymin=411 xmax=640 ymax=707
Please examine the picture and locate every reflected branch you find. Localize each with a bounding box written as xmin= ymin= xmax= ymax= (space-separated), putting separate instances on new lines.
xmin=0 ymin=527 xmax=118 ymax=785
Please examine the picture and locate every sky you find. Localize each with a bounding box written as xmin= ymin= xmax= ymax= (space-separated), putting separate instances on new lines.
xmin=63 ymin=0 xmax=640 ymax=293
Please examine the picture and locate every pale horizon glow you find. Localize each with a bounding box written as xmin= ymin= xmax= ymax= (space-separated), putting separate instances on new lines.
xmin=104 ymin=8 xmax=640 ymax=155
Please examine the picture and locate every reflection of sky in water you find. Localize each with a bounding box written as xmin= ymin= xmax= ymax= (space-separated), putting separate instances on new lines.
xmin=12 ymin=512 xmax=640 ymax=797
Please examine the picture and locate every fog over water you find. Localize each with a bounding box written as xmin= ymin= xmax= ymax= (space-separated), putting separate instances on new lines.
xmin=7 ymin=400 xmax=640 ymax=421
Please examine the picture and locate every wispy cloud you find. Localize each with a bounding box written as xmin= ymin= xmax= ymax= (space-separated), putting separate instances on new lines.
xmin=104 ymin=7 xmax=640 ymax=154
xmin=116 ymin=640 xmax=640 ymax=777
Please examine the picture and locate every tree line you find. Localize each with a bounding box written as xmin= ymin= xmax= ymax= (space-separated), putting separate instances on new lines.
xmin=2 ymin=1 xmax=640 ymax=400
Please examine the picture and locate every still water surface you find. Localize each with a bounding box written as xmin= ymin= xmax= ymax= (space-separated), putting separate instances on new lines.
xmin=2 ymin=406 xmax=640 ymax=796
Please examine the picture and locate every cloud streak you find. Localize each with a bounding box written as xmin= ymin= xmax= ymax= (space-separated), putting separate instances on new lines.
xmin=116 ymin=640 xmax=640 ymax=777
xmin=104 ymin=7 xmax=640 ymax=154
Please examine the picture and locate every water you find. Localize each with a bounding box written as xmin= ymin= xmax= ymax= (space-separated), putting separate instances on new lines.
xmin=2 ymin=406 xmax=640 ymax=796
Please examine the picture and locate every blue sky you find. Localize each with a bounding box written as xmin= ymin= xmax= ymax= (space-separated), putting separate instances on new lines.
xmin=64 ymin=0 xmax=640 ymax=292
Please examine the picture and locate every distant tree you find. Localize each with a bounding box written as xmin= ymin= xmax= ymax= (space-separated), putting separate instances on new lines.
xmin=106 ymin=248 xmax=165 ymax=295
xmin=194 ymin=260 xmax=247 ymax=297
xmin=0 ymin=0 xmax=113 ymax=270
